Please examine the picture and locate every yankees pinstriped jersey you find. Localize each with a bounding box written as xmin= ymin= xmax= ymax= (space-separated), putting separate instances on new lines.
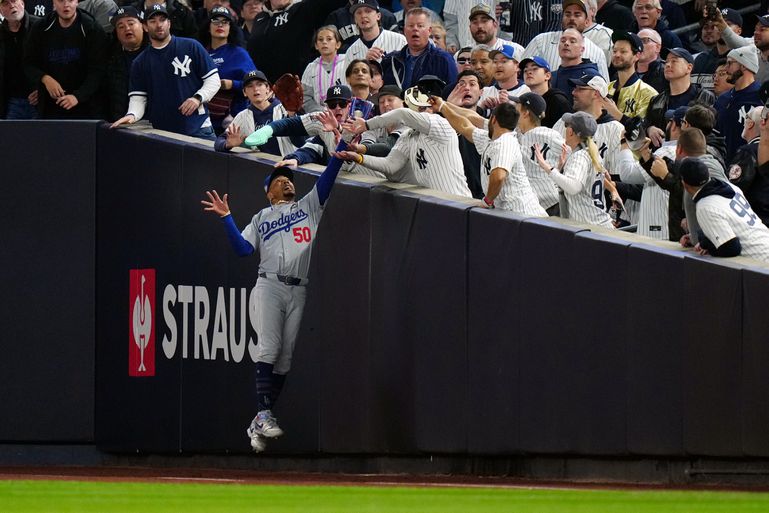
xmin=479 ymin=82 xmax=531 ymax=105
xmin=228 ymin=101 xmax=302 ymax=156
xmin=365 ymin=108 xmax=472 ymax=197
xmin=582 ymin=22 xmax=613 ymax=66
xmin=345 ymin=30 xmax=406 ymax=62
xmin=517 ymin=127 xmax=565 ymax=210
xmin=696 ymin=184 xmax=769 ymax=262
xmin=523 ymin=31 xmax=610 ymax=79
xmin=241 ymin=188 xmax=324 ymax=279
xmin=472 ymin=129 xmax=547 ymax=215
xmin=499 ymin=0 xmax=564 ymax=47
xmin=444 ymin=0 xmax=495 ymax=49
xmin=301 ymin=55 xmax=348 ymax=113
xmin=617 ymin=142 xmax=674 ymax=239
xmin=549 ymin=148 xmax=614 ymax=228
xmin=552 ymin=115 xmax=624 ymax=176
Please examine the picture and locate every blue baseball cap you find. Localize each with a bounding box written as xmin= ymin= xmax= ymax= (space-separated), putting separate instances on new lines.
xmin=667 ymin=47 xmax=694 ymax=64
xmin=264 ymin=168 xmax=294 ymax=193
xmin=664 ymin=105 xmax=688 ymax=124
xmin=489 ymin=44 xmax=523 ymax=62
xmin=519 ymin=56 xmax=551 ymax=73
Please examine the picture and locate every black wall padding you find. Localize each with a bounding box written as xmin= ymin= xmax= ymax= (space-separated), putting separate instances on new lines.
xmin=682 ymin=257 xmax=743 ymax=457
xmin=0 ymin=121 xmax=99 ymax=442
xmin=625 ymin=244 xmax=685 ymax=455
xmin=741 ymin=267 xmax=769 ymax=457
xmin=466 ymin=209 xmax=525 ymax=454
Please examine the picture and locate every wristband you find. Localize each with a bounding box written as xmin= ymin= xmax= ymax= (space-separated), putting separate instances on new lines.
xmin=438 ymin=102 xmax=445 ymax=113
xmin=483 ymin=196 xmax=495 ymax=208
xmin=364 ymin=120 xmax=369 ymax=131
xmin=356 ymin=153 xmax=364 ymax=165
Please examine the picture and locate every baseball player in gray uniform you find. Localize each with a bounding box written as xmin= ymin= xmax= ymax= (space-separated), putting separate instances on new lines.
xmin=201 ymin=160 xmax=343 ymax=453
xmin=432 ymin=94 xmax=546 ymax=215
xmin=534 ymin=111 xmax=615 ymax=228
xmin=680 ymin=158 xmax=769 ymax=262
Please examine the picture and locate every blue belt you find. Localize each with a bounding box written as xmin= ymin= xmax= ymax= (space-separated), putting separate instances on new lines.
xmin=258 ymin=272 xmax=305 ymax=286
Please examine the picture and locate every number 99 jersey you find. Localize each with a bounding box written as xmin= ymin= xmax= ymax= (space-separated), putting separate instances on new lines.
xmin=241 ymin=188 xmax=324 ymax=280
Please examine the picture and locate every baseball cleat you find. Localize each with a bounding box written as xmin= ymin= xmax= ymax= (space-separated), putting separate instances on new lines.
xmin=246 ymin=429 xmax=267 ymax=453
xmin=249 ymin=410 xmax=284 ymax=439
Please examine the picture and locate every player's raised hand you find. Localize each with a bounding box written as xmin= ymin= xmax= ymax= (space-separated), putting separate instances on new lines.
xmin=428 ymin=95 xmax=444 ymax=111
xmin=201 ymin=190 xmax=231 ymax=217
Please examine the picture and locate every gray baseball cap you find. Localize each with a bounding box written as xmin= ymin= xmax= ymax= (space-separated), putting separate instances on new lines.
xmin=562 ymin=111 xmax=597 ymax=138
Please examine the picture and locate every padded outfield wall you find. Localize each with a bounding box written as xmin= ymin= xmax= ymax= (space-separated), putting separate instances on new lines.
xmin=3 ymin=121 xmax=769 ymax=461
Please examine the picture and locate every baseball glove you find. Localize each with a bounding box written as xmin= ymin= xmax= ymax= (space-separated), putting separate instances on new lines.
xmin=273 ymin=73 xmax=304 ymax=113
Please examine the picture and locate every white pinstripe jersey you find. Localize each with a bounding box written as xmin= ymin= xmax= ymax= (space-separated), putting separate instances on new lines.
xmin=479 ymin=82 xmax=531 ymax=104
xmin=552 ymin=116 xmax=624 ymax=176
xmin=523 ymin=31 xmax=610 ymax=79
xmin=444 ymin=0 xmax=495 ymax=49
xmin=345 ymin=30 xmax=407 ymax=62
xmin=301 ymin=56 xmax=348 ymax=112
xmin=617 ymin=142 xmax=675 ymax=239
xmin=229 ymin=102 xmax=302 ymax=156
xmin=472 ymin=129 xmax=547 ymax=216
xmin=696 ymin=183 xmax=769 ymax=262
xmin=516 ymin=126 xmax=564 ymax=210
xmin=550 ymin=148 xmax=614 ymax=228
xmin=583 ymin=23 xmax=613 ymax=66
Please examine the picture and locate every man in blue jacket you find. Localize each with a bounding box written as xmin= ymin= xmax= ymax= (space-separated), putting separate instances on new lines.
xmin=381 ymin=7 xmax=456 ymax=90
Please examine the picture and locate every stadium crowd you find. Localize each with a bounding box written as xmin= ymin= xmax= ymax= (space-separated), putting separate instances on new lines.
xmin=3 ymin=0 xmax=769 ymax=260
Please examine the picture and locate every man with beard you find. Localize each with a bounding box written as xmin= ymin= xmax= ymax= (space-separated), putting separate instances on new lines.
xmin=521 ymin=56 xmax=571 ymax=129
xmin=467 ymin=3 xmax=516 ymax=52
xmin=1 ymin=0 xmax=40 ymax=119
xmin=714 ymin=46 xmax=762 ymax=162
xmin=445 ymin=69 xmax=484 ymax=197
xmin=523 ymin=0 xmax=609 ymax=80
xmin=604 ymin=31 xmax=657 ymax=122
xmin=720 ymin=13 xmax=769 ymax=86
xmin=110 ymin=5 xmax=220 ymax=139
xmin=23 ymin=0 xmax=108 ymax=119
xmin=691 ymin=8 xmax=744 ymax=92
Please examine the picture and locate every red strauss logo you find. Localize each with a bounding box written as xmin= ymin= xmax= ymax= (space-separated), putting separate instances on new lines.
xmin=129 ymin=269 xmax=155 ymax=377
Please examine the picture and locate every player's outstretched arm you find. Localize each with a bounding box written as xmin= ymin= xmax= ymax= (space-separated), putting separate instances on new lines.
xmin=430 ymin=95 xmax=474 ymax=142
xmin=367 ymin=107 xmax=431 ymax=134
xmin=201 ymin=190 xmax=254 ymax=257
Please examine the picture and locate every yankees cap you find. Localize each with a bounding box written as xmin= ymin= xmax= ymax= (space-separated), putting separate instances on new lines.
xmin=667 ymin=47 xmax=694 ymax=65
xmin=510 ymin=92 xmax=546 ymax=119
xmin=562 ymin=111 xmax=598 ymax=138
xmin=520 ymin=56 xmax=551 ymax=73
xmin=243 ymin=69 xmax=269 ymax=86
xmin=111 ymin=6 xmax=143 ymax=26
xmin=756 ymin=14 xmax=769 ymax=27
xmin=719 ymin=8 xmax=742 ymax=27
xmin=264 ymin=168 xmax=294 ymax=193
xmin=611 ymin=31 xmax=643 ymax=54
xmin=727 ymin=46 xmax=760 ymax=74
xmin=209 ymin=6 xmax=233 ymax=22
xmin=325 ymin=85 xmax=352 ymax=102
xmin=679 ymin=158 xmax=710 ymax=187
xmin=349 ymin=0 xmax=379 ymax=14
xmin=144 ymin=4 xmax=168 ymax=19
xmin=569 ymin=73 xmax=608 ymax=98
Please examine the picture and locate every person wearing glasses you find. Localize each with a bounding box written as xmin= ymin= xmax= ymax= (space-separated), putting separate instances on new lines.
xmin=691 ymin=8 xmax=744 ymax=93
xmin=636 ymin=28 xmax=665 ymax=94
xmin=454 ymin=47 xmax=473 ymax=73
xmin=628 ymin=0 xmax=681 ymax=54
xmin=712 ymin=61 xmax=731 ymax=97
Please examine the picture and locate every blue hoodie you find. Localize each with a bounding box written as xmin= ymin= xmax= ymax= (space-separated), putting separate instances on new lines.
xmin=549 ymin=60 xmax=600 ymax=100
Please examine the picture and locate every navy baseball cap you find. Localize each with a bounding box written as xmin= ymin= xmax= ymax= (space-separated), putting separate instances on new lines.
xmin=664 ymin=105 xmax=688 ymax=124
xmin=326 ymin=85 xmax=352 ymax=102
xmin=374 ymin=84 xmax=402 ymax=101
xmin=755 ymin=14 xmax=769 ymax=27
xmin=679 ymin=158 xmax=710 ymax=187
xmin=243 ymin=69 xmax=269 ymax=87
xmin=209 ymin=6 xmax=233 ymax=21
xmin=350 ymin=0 xmax=379 ymax=14
xmin=612 ymin=30 xmax=643 ymax=54
xmin=520 ymin=56 xmax=551 ymax=73
xmin=510 ymin=92 xmax=546 ymax=118
xmin=264 ymin=168 xmax=294 ymax=193
xmin=720 ymin=8 xmax=742 ymax=27
xmin=111 ymin=6 xmax=143 ymax=26
xmin=667 ymin=47 xmax=694 ymax=64
xmin=144 ymin=4 xmax=168 ymax=20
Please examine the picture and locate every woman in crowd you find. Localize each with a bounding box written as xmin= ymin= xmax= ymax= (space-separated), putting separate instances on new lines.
xmin=301 ymin=26 xmax=347 ymax=113
xmin=200 ymin=6 xmax=257 ymax=134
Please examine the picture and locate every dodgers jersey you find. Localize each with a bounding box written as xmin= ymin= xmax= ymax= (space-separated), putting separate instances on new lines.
xmin=130 ymin=37 xmax=218 ymax=135
xmin=241 ymin=188 xmax=324 ymax=279
xmin=696 ymin=184 xmax=769 ymax=262
xmin=472 ymin=129 xmax=546 ymax=216
xmin=517 ymin=126 xmax=565 ymax=210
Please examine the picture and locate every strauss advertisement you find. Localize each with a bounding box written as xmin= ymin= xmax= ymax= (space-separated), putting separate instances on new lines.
xmin=128 ymin=269 xmax=261 ymax=377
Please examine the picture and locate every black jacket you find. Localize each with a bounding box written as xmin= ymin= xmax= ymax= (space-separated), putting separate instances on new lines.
xmin=0 ymin=13 xmax=40 ymax=118
xmin=639 ymin=58 xmax=665 ymax=96
xmin=24 ymin=9 xmax=108 ymax=118
xmin=731 ymin=140 xmax=769 ymax=226
xmin=130 ymin=0 xmax=198 ymax=38
xmin=646 ymin=82 xmax=715 ymax=131
xmin=104 ymin=34 xmax=148 ymax=122
xmin=595 ymin=0 xmax=634 ymax=33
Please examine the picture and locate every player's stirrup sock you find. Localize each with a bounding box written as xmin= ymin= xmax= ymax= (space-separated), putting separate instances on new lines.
xmin=271 ymin=373 xmax=287 ymax=407
xmin=255 ymin=361 xmax=275 ymax=412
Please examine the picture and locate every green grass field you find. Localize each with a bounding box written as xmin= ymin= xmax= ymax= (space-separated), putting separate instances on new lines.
xmin=3 ymin=480 xmax=769 ymax=513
